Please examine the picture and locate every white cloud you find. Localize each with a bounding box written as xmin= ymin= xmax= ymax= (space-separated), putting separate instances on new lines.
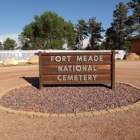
xmin=0 ymin=33 xmax=20 ymax=45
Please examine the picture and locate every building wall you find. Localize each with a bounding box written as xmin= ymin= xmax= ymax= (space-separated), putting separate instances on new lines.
xmin=131 ymin=39 xmax=140 ymax=55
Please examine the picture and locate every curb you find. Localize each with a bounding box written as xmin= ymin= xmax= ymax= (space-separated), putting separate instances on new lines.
xmin=0 ymin=83 xmax=140 ymax=118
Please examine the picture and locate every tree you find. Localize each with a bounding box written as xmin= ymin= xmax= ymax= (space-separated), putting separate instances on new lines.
xmin=105 ymin=26 xmax=131 ymax=50
xmin=19 ymin=24 xmax=33 ymax=50
xmin=127 ymin=0 xmax=140 ymax=34
xmin=113 ymin=2 xmax=129 ymax=49
xmin=105 ymin=2 xmax=129 ymax=50
xmin=0 ymin=42 xmax=3 ymax=50
xmin=74 ymin=19 xmax=88 ymax=49
xmin=124 ymin=15 xmax=135 ymax=37
xmin=19 ymin=11 xmax=71 ymax=50
xmin=64 ymin=21 xmax=76 ymax=50
xmin=105 ymin=27 xmax=118 ymax=50
xmin=3 ymin=38 xmax=17 ymax=50
xmin=74 ymin=17 xmax=104 ymax=50
xmin=18 ymin=34 xmax=32 ymax=50
xmin=88 ymin=17 xmax=104 ymax=50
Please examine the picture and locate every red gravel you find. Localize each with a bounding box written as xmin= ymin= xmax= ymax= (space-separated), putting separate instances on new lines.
xmin=0 ymin=83 xmax=139 ymax=114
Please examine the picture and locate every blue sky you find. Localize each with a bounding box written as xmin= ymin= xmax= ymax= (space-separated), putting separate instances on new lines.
xmin=0 ymin=0 xmax=130 ymax=44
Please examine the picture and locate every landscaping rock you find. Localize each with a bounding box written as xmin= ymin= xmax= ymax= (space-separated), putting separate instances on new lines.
xmin=0 ymin=83 xmax=140 ymax=114
xmin=28 ymin=56 xmax=39 ymax=64
xmin=3 ymin=58 xmax=18 ymax=65
xmin=125 ymin=53 xmax=139 ymax=60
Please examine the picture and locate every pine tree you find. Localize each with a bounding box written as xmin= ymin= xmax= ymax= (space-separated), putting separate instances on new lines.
xmin=127 ymin=0 xmax=140 ymax=34
xmin=74 ymin=19 xmax=88 ymax=49
xmin=105 ymin=27 xmax=118 ymax=50
xmin=88 ymin=17 xmax=104 ymax=50
xmin=0 ymin=42 xmax=3 ymax=50
xmin=111 ymin=2 xmax=128 ymax=50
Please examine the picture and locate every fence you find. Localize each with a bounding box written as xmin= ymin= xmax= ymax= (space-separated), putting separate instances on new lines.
xmin=0 ymin=50 xmax=129 ymax=63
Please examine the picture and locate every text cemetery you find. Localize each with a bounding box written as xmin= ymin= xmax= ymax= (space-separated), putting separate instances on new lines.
xmin=36 ymin=51 xmax=116 ymax=90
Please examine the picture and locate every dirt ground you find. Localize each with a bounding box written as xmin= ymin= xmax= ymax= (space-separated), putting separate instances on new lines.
xmin=0 ymin=60 xmax=140 ymax=140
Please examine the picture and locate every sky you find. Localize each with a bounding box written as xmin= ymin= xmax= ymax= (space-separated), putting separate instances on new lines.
xmin=0 ymin=0 xmax=130 ymax=45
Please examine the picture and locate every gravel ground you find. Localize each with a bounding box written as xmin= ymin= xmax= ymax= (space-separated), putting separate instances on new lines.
xmin=0 ymin=60 xmax=140 ymax=140
xmin=0 ymin=84 xmax=140 ymax=114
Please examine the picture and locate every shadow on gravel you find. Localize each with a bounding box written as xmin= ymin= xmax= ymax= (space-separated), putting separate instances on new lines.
xmin=21 ymin=76 xmax=111 ymax=90
xmin=21 ymin=76 xmax=39 ymax=89
xmin=43 ymin=84 xmax=112 ymax=89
